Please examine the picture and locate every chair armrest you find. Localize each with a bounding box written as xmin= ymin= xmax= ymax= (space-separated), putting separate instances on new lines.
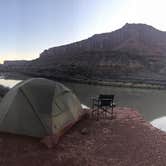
xmin=112 ymin=103 xmax=116 ymax=107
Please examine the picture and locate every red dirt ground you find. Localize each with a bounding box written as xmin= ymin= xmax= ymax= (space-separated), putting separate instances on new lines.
xmin=0 ymin=107 xmax=166 ymax=166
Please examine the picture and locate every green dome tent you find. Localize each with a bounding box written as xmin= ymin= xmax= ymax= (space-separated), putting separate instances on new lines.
xmin=0 ymin=78 xmax=83 ymax=138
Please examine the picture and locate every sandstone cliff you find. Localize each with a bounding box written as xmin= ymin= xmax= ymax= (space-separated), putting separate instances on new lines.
xmin=3 ymin=23 xmax=166 ymax=85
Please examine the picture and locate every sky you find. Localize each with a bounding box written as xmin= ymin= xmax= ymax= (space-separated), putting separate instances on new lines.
xmin=0 ymin=0 xmax=166 ymax=63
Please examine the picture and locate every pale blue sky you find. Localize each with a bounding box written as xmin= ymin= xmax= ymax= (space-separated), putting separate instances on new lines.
xmin=0 ymin=0 xmax=166 ymax=63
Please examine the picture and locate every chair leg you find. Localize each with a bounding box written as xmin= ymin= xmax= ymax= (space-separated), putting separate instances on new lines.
xmin=104 ymin=110 xmax=106 ymax=119
xmin=102 ymin=108 xmax=107 ymax=119
xmin=92 ymin=107 xmax=114 ymax=120
xmin=111 ymin=107 xmax=113 ymax=119
xmin=91 ymin=109 xmax=99 ymax=120
xmin=96 ymin=109 xmax=100 ymax=120
xmin=91 ymin=109 xmax=96 ymax=119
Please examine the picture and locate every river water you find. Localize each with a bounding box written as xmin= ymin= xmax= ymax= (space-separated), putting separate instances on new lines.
xmin=0 ymin=75 xmax=166 ymax=131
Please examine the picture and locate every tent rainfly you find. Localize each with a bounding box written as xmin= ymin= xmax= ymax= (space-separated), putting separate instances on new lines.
xmin=0 ymin=78 xmax=83 ymax=138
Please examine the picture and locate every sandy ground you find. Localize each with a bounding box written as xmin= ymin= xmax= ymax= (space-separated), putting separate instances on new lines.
xmin=0 ymin=107 xmax=166 ymax=166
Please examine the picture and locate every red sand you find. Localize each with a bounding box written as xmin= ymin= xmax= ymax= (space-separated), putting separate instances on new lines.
xmin=0 ymin=107 xmax=166 ymax=166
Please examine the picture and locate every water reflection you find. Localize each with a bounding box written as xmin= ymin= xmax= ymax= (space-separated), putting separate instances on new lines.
xmin=0 ymin=78 xmax=21 ymax=88
xmin=151 ymin=117 xmax=166 ymax=132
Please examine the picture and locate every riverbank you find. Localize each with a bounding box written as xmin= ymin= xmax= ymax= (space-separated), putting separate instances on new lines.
xmin=23 ymin=73 xmax=166 ymax=90
xmin=1 ymin=71 xmax=166 ymax=90
xmin=67 ymin=78 xmax=165 ymax=90
xmin=0 ymin=107 xmax=166 ymax=166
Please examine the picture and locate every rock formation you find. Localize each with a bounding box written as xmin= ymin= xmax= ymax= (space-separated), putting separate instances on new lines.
xmin=3 ymin=23 xmax=166 ymax=85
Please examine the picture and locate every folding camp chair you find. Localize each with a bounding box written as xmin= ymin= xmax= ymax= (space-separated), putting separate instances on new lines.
xmin=92 ymin=94 xmax=116 ymax=120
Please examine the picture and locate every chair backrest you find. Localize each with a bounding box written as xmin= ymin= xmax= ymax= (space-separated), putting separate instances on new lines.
xmin=99 ymin=94 xmax=114 ymax=107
